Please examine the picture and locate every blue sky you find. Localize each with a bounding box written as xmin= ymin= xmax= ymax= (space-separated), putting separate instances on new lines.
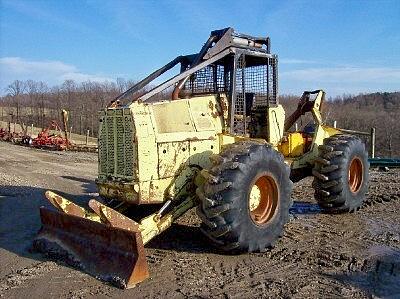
xmin=0 ymin=0 xmax=399 ymax=97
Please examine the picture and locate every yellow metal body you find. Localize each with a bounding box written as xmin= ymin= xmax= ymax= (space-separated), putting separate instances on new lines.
xmin=40 ymin=89 xmax=341 ymax=289
xmin=284 ymin=91 xmax=340 ymax=168
xmin=268 ymin=104 xmax=285 ymax=146
xmin=95 ymin=89 xmax=340 ymax=219
xmin=97 ymin=95 xmax=224 ymax=204
xmin=97 ymin=93 xmax=287 ymax=204
xmin=279 ymin=132 xmax=305 ymax=157
xmin=96 ymin=90 xmax=338 ymax=205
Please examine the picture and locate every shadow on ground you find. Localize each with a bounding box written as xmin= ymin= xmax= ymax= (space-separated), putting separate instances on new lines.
xmin=0 ymin=183 xmax=331 ymax=262
xmin=322 ymin=248 xmax=400 ymax=298
xmin=147 ymin=223 xmax=214 ymax=254
xmin=0 ymin=184 xmax=97 ymax=257
xmin=0 ymin=183 xmax=216 ymax=265
xmin=61 ymin=175 xmax=98 ymax=195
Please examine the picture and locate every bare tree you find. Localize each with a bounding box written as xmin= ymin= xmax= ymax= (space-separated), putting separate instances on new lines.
xmin=2 ymin=79 xmax=397 ymax=156
xmin=7 ymin=80 xmax=26 ymax=128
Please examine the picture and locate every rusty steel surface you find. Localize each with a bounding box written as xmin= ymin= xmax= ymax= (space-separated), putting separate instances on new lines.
xmin=249 ymin=173 xmax=279 ymax=225
xmin=349 ymin=157 xmax=363 ymax=193
xmin=34 ymin=208 xmax=149 ymax=288
xmin=88 ymin=199 xmax=140 ymax=232
xmin=45 ymin=191 xmax=86 ymax=217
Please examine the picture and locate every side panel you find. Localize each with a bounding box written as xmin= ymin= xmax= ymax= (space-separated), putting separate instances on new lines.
xmin=188 ymin=98 xmax=222 ymax=132
xmin=279 ymin=132 xmax=305 ymax=157
xmin=152 ymin=101 xmax=195 ymax=133
xmin=189 ymin=139 xmax=219 ymax=169
xmin=268 ymin=104 xmax=285 ymax=146
xmin=158 ymin=141 xmax=190 ymax=178
xmin=133 ymin=104 xmax=158 ymax=182
xmin=137 ymin=96 xmax=223 ymax=203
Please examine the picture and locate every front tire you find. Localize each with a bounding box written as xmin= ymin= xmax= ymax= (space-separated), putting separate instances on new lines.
xmin=312 ymin=134 xmax=369 ymax=213
xmin=196 ymin=142 xmax=293 ymax=252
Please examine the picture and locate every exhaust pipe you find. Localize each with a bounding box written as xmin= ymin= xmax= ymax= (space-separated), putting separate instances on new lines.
xmin=172 ymin=34 xmax=218 ymax=100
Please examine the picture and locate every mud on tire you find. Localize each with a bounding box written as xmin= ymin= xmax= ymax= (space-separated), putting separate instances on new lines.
xmin=312 ymin=134 xmax=369 ymax=213
xmin=196 ymin=141 xmax=293 ymax=253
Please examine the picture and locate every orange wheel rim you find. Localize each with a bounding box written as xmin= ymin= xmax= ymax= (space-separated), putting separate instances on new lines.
xmin=248 ymin=173 xmax=279 ymax=225
xmin=348 ymin=157 xmax=363 ymax=193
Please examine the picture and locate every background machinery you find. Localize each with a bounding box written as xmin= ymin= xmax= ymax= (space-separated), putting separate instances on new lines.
xmin=34 ymin=28 xmax=369 ymax=288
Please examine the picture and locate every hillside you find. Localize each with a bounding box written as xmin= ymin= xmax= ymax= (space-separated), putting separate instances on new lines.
xmin=1 ymin=82 xmax=398 ymax=156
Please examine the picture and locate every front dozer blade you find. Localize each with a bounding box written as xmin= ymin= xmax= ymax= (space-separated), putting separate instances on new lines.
xmin=34 ymin=207 xmax=149 ymax=288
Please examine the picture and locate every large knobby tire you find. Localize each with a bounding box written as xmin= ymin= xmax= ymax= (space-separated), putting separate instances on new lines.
xmin=312 ymin=134 xmax=369 ymax=213
xmin=196 ymin=141 xmax=293 ymax=253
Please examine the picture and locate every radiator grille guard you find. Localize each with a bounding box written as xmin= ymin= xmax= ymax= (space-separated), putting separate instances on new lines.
xmin=98 ymin=108 xmax=136 ymax=181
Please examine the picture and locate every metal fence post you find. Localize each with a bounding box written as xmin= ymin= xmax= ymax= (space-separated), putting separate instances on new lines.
xmin=370 ymin=127 xmax=376 ymax=158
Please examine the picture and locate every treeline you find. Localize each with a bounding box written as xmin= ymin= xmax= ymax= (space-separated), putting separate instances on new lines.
xmin=0 ymin=79 xmax=399 ymax=157
xmin=0 ymin=79 xmax=138 ymax=136
xmin=329 ymin=92 xmax=399 ymax=157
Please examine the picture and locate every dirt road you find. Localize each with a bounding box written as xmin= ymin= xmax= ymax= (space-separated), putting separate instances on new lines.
xmin=1 ymin=142 xmax=399 ymax=298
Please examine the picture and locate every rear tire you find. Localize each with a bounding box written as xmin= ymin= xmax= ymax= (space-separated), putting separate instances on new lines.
xmin=312 ymin=134 xmax=369 ymax=213
xmin=196 ymin=141 xmax=293 ymax=252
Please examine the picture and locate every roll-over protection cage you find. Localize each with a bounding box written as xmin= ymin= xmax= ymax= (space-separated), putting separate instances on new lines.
xmin=115 ymin=27 xmax=278 ymax=136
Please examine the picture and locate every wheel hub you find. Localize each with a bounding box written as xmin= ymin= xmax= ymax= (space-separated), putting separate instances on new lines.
xmin=248 ymin=174 xmax=279 ymax=225
xmin=249 ymin=186 xmax=261 ymax=211
xmin=348 ymin=157 xmax=363 ymax=193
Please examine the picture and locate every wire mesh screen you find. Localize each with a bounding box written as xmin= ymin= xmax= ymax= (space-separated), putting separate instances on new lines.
xmin=245 ymin=58 xmax=277 ymax=107
xmin=269 ymin=58 xmax=278 ymax=105
xmin=178 ymin=53 xmax=278 ymax=136
xmin=232 ymin=54 xmax=247 ymax=135
xmin=232 ymin=55 xmax=278 ymax=135
xmin=183 ymin=64 xmax=226 ymax=94
xmin=181 ymin=56 xmax=277 ymax=105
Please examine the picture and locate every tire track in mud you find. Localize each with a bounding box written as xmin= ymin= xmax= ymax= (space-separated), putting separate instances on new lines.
xmin=171 ymin=254 xmax=217 ymax=298
xmin=163 ymin=169 xmax=400 ymax=299
xmin=365 ymin=170 xmax=400 ymax=205
xmin=62 ymin=281 xmax=114 ymax=299
xmin=147 ymin=249 xmax=170 ymax=266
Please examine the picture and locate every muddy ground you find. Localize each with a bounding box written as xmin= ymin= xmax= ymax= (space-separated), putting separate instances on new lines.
xmin=0 ymin=142 xmax=399 ymax=298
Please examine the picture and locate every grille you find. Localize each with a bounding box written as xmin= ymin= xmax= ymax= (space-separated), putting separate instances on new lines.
xmin=98 ymin=108 xmax=135 ymax=180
